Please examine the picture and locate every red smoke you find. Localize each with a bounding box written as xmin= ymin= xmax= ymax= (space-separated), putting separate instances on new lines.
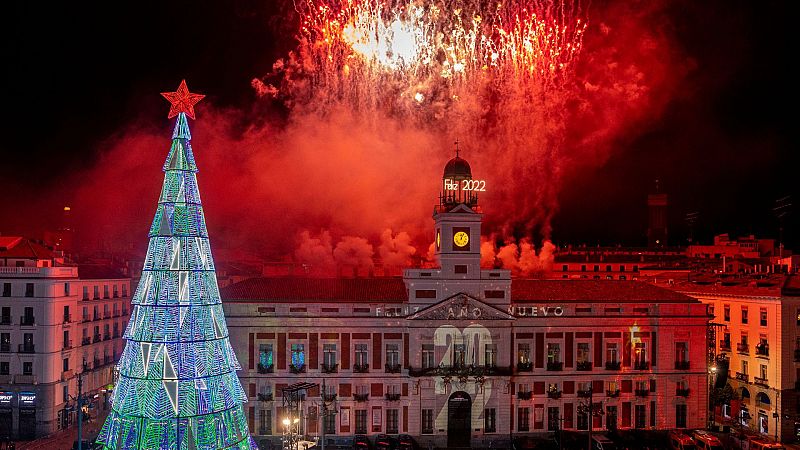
xmin=37 ymin=0 xmax=694 ymax=274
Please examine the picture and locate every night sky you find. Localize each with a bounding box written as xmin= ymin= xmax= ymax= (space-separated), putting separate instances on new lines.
xmin=1 ymin=0 xmax=796 ymax=254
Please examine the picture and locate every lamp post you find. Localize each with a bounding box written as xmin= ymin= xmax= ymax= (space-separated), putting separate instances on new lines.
xmin=708 ymin=365 xmax=717 ymax=430
xmin=283 ymin=416 xmax=300 ymax=450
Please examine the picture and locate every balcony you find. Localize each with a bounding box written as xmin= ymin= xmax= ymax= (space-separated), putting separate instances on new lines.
xmin=257 ymin=392 xmax=273 ymax=402
xmin=606 ymin=390 xmax=620 ymax=398
xmin=634 ymin=361 xmax=650 ymax=370
xmin=576 ymin=361 xmax=593 ymax=371
xmin=517 ymin=361 xmax=533 ymax=372
xmin=353 ymin=363 xmax=369 ymax=373
xmin=257 ymin=363 xmax=274 ymax=374
xmin=322 ymin=393 xmax=338 ymax=402
xmin=634 ymin=389 xmax=650 ymax=397
xmin=354 ymin=393 xmax=369 ymax=402
xmin=103 ymin=333 xmax=111 ymax=341
xmin=93 ymin=334 xmax=101 ymax=343
xmin=63 ymin=340 xmax=73 ymax=350
xmin=674 ymin=361 xmax=690 ymax=370
xmin=94 ymin=358 xmax=102 ymax=368
xmin=755 ymin=344 xmax=769 ymax=358
xmin=737 ymin=343 xmax=749 ymax=354
xmin=18 ymin=344 xmax=35 ymax=353
xmin=407 ymin=364 xmax=512 ymax=377
xmin=63 ymin=314 xmax=72 ymax=324
xmin=385 ymin=363 xmax=402 ymax=374
xmin=20 ymin=316 xmax=35 ymax=326
xmin=517 ymin=391 xmax=533 ymax=400
xmin=82 ymin=315 xmax=90 ymax=323
xmin=321 ymin=363 xmax=338 ymax=374
xmin=289 ymin=364 xmax=306 ymax=374
xmin=546 ymin=361 xmax=563 ymax=372
xmin=61 ymin=370 xmax=74 ymax=381
xmin=754 ymin=376 xmax=768 ymax=387
xmin=719 ymin=340 xmax=732 ymax=351
xmin=735 ymin=372 xmax=749 ymax=382
xmin=82 ymin=337 xmax=91 ymax=345
xmin=0 ymin=344 xmax=9 ymax=353
xmin=547 ymin=390 xmax=562 ymax=399
xmin=676 ymin=388 xmax=690 ymax=397
xmin=93 ymin=315 xmax=100 ymax=321
xmin=577 ymin=390 xmax=592 ymax=398
xmin=605 ymin=361 xmax=621 ymax=371
xmin=0 ymin=316 xmax=12 ymax=325
xmin=385 ymin=393 xmax=401 ymax=401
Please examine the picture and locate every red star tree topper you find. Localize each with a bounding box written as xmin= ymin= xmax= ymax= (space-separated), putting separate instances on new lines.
xmin=161 ymin=79 xmax=205 ymax=119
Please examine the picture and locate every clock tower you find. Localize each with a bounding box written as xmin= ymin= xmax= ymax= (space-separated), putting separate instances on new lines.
xmin=434 ymin=153 xmax=482 ymax=277
xmin=404 ymin=148 xmax=511 ymax=306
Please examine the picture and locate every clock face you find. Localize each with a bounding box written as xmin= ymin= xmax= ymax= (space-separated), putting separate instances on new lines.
xmin=453 ymin=231 xmax=469 ymax=248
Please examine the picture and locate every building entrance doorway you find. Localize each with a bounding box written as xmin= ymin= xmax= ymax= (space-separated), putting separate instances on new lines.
xmin=447 ymin=391 xmax=471 ymax=448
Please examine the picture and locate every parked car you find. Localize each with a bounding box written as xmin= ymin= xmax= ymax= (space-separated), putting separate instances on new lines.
xmin=690 ymin=430 xmax=724 ymax=450
xmin=591 ymin=434 xmax=617 ymax=450
xmin=354 ymin=434 xmax=371 ymax=450
xmin=668 ymin=431 xmax=697 ymax=450
xmin=374 ymin=434 xmax=397 ymax=450
xmin=749 ymin=437 xmax=785 ymax=450
xmin=397 ymin=434 xmax=415 ymax=450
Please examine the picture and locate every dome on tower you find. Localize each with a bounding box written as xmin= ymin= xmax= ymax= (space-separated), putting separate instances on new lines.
xmin=443 ymin=156 xmax=472 ymax=178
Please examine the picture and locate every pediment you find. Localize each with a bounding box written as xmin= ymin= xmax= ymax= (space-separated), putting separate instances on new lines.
xmin=408 ymin=293 xmax=514 ymax=321
xmin=447 ymin=204 xmax=475 ymax=214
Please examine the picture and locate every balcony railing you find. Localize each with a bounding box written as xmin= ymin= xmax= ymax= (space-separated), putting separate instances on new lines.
xmin=257 ymin=363 xmax=274 ymax=374
xmin=719 ymin=340 xmax=732 ymax=351
xmin=735 ymin=372 xmax=749 ymax=382
xmin=0 ymin=344 xmax=9 ymax=353
xmin=674 ymin=361 xmax=690 ymax=370
xmin=385 ymin=393 xmax=401 ymax=401
xmin=737 ymin=343 xmax=749 ymax=354
xmin=321 ymin=363 xmax=338 ymax=374
xmin=517 ymin=391 xmax=533 ymax=400
xmin=517 ymin=361 xmax=533 ymax=372
xmin=407 ymin=364 xmax=512 ymax=377
xmin=354 ymin=393 xmax=369 ymax=402
xmin=676 ymin=388 xmax=690 ymax=397
xmin=634 ymin=361 xmax=650 ymax=370
xmin=82 ymin=315 xmax=90 ymax=323
xmin=63 ymin=340 xmax=73 ymax=350
xmin=18 ymin=344 xmax=35 ymax=353
xmin=353 ymin=363 xmax=369 ymax=373
xmin=385 ymin=363 xmax=402 ymax=373
xmin=577 ymin=390 xmax=592 ymax=398
xmin=63 ymin=314 xmax=72 ymax=324
xmin=634 ymin=389 xmax=650 ymax=397
xmin=82 ymin=337 xmax=91 ymax=345
xmin=93 ymin=334 xmax=101 ymax=343
xmin=103 ymin=333 xmax=111 ymax=341
xmin=257 ymin=393 xmax=273 ymax=402
xmin=606 ymin=390 xmax=620 ymax=398
xmin=546 ymin=361 xmax=563 ymax=371
xmin=289 ymin=363 xmax=306 ymax=374
xmin=605 ymin=361 xmax=621 ymax=370
xmin=576 ymin=361 xmax=593 ymax=371
xmin=323 ymin=393 xmax=338 ymax=402
xmin=20 ymin=316 xmax=35 ymax=326
xmin=754 ymin=376 xmax=768 ymax=387
xmin=755 ymin=344 xmax=769 ymax=358
xmin=0 ymin=316 xmax=12 ymax=325
xmin=547 ymin=390 xmax=562 ymax=399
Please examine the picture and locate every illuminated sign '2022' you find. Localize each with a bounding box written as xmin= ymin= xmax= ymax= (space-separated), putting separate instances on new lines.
xmin=444 ymin=179 xmax=486 ymax=192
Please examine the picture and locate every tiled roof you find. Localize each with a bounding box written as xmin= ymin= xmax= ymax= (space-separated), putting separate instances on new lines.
xmin=511 ymin=279 xmax=696 ymax=303
xmin=221 ymin=277 xmax=696 ymax=304
xmin=78 ymin=265 xmax=129 ymax=280
xmin=221 ymin=277 xmax=408 ymax=303
xmin=0 ymin=237 xmax=55 ymax=259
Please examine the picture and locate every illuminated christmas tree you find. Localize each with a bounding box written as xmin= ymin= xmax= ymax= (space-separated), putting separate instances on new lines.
xmin=96 ymin=81 xmax=256 ymax=450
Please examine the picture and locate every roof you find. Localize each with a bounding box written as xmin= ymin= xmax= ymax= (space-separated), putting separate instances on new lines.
xmin=511 ymin=279 xmax=696 ymax=303
xmin=0 ymin=237 xmax=55 ymax=260
xmin=78 ymin=265 xmax=129 ymax=280
xmin=221 ymin=277 xmax=697 ymax=304
xmin=443 ymin=156 xmax=471 ymax=178
xmin=221 ymin=277 xmax=408 ymax=303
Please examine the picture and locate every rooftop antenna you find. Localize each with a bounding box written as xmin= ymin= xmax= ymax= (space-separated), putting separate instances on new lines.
xmin=773 ymin=195 xmax=792 ymax=259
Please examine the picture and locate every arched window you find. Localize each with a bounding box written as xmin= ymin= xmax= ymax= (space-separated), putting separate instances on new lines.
xmin=755 ymin=392 xmax=771 ymax=407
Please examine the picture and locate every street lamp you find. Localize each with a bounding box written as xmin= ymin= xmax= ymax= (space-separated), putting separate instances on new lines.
xmin=283 ymin=417 xmax=300 ymax=450
xmin=708 ymin=365 xmax=718 ymax=429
